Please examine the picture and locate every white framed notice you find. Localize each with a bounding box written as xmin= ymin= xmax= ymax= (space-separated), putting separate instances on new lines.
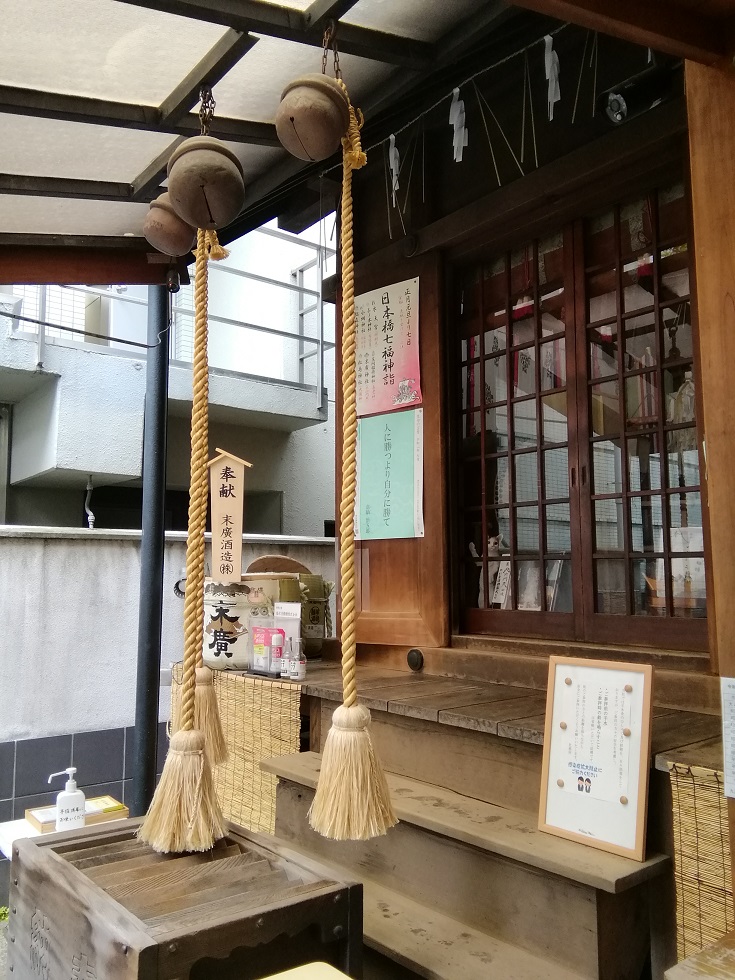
xmin=539 ymin=657 xmax=653 ymax=861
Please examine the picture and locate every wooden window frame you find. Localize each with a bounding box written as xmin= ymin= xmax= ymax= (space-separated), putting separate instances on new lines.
xmin=449 ymin=176 xmax=709 ymax=656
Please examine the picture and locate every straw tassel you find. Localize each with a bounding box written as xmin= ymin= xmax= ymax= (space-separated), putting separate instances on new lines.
xmin=308 ymin=83 xmax=397 ymax=841
xmin=139 ymin=229 xmax=226 ymax=853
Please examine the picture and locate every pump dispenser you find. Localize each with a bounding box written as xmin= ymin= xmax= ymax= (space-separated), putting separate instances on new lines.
xmin=48 ymin=767 xmax=86 ymax=831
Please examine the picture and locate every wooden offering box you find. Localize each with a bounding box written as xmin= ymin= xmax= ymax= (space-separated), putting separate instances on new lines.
xmin=7 ymin=820 xmax=362 ymax=979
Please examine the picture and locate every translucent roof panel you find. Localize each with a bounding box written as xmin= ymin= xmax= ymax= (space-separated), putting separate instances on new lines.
xmin=0 ymin=197 xmax=150 ymax=237
xmin=0 ymin=115 xmax=178 ymax=182
xmin=343 ymin=0 xmax=490 ymax=42
xmin=0 ymin=0 xmax=228 ymax=104
xmin=213 ymin=36 xmax=394 ymax=123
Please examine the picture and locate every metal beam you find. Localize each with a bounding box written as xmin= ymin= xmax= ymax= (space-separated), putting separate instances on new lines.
xmin=510 ymin=0 xmax=728 ymax=65
xmin=132 ymin=137 xmax=184 ymax=202
xmin=0 ymin=173 xmax=143 ymax=202
xmin=0 ymin=233 xmax=149 ymax=248
xmin=0 ymin=84 xmax=279 ymax=146
xmin=158 ymin=29 xmax=258 ymax=124
xmin=303 ymin=0 xmax=360 ymax=28
xmin=113 ymin=0 xmax=433 ymax=67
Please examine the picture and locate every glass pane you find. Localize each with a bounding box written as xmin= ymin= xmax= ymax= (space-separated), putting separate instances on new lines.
xmin=658 ymin=183 xmax=687 ymax=244
xmin=670 ymin=543 xmax=706 ymax=619
xmin=589 ymin=323 xmax=618 ymax=379
xmin=484 ymin=316 xmax=507 ymax=357
xmin=592 ymin=440 xmax=622 ymax=494
xmin=620 ymin=196 xmax=652 ymax=263
xmin=665 ymin=367 xmax=696 ymax=427
xmin=484 ymin=354 xmax=506 ymax=405
xmin=546 ymin=559 xmax=572 ymax=612
xmin=594 ymin=498 xmax=624 ymax=552
xmin=630 ymin=495 xmax=663 ymax=553
xmin=512 ymin=303 xmax=536 ymax=346
xmin=669 ymin=491 xmax=703 ymax=544
xmin=544 ymin=447 xmax=569 ymax=499
xmin=587 ymin=268 xmax=617 ymax=324
xmin=462 ymin=361 xmax=481 ymax=410
xmin=625 ymin=371 xmax=658 ymax=427
xmin=623 ymin=311 xmax=656 ymax=369
xmin=461 ymin=330 xmax=481 ymax=362
xmin=515 ymin=505 xmax=539 ymax=553
xmin=484 ymin=406 xmax=508 ymax=453
xmin=516 ymin=560 xmax=542 ymax=610
xmin=660 ymin=247 xmax=689 ymax=298
xmin=462 ymin=411 xmax=481 ymax=456
xmin=628 ymin=432 xmax=662 ymax=492
xmin=667 ymin=439 xmax=699 ymax=488
xmin=661 ymin=302 xmax=692 ymax=364
xmin=546 ymin=503 xmax=571 ymax=552
xmin=461 ymin=460 xmax=482 ymax=508
xmin=513 ymin=399 xmax=537 ymax=449
xmin=512 ymin=348 xmax=536 ymax=398
xmin=595 ymin=559 xmax=627 ymax=614
xmin=632 ymin=559 xmax=665 ymax=617
xmin=623 ymin=252 xmax=654 ymax=313
xmin=542 ymin=393 xmax=568 ymax=444
xmin=591 ymin=380 xmax=621 ymax=438
xmin=492 ymin=507 xmax=511 ymax=548
xmin=540 ymin=339 xmax=566 ymax=390
xmin=514 ymin=452 xmax=538 ymax=503
xmin=463 ymin=515 xmax=484 ymax=609
xmin=491 ymin=456 xmax=510 ymax=505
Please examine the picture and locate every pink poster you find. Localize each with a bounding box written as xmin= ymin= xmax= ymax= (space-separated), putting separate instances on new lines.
xmin=355 ymin=277 xmax=422 ymax=417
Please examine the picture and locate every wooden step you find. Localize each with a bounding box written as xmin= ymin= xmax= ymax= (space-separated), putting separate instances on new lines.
xmin=263 ymin=751 xmax=668 ymax=894
xmin=264 ymin=752 xmax=670 ymax=979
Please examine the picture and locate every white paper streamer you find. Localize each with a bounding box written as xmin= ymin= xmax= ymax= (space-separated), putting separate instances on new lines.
xmin=449 ymin=87 xmax=469 ymax=162
xmin=388 ymin=134 xmax=400 ymax=206
xmin=544 ymin=35 xmax=561 ymax=121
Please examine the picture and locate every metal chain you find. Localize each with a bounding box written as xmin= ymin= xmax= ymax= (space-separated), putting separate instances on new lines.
xmin=199 ymin=85 xmax=216 ymax=136
xmin=321 ymin=23 xmax=341 ymax=79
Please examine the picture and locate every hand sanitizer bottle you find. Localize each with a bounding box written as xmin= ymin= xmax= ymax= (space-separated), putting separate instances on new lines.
xmin=48 ymin=767 xmax=86 ymax=831
xmin=289 ymin=639 xmax=307 ymax=681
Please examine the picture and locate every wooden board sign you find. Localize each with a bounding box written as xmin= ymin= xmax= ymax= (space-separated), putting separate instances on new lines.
xmin=208 ymin=448 xmax=252 ymax=583
xmin=539 ymin=656 xmax=653 ymax=861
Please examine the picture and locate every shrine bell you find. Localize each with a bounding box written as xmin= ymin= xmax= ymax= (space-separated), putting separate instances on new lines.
xmin=143 ymin=192 xmax=197 ymax=256
xmin=167 ymin=136 xmax=245 ymax=230
xmin=275 ymin=73 xmax=350 ymax=162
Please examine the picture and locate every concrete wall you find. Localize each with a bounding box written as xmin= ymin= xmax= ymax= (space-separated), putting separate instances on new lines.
xmin=0 ymin=527 xmax=336 ymax=743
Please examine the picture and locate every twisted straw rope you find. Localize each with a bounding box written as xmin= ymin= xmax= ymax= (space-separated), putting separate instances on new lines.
xmin=336 ymin=83 xmax=367 ymax=709
xmin=180 ymin=229 xmax=211 ymax=731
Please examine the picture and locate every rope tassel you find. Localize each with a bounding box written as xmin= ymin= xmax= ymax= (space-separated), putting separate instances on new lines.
xmin=307 ymin=83 xmax=398 ymax=842
xmin=139 ymin=229 xmax=227 ymax=853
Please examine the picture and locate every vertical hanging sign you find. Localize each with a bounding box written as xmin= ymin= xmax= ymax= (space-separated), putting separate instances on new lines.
xmin=355 ymin=278 xmax=421 ymax=417
xmin=207 ymin=447 xmax=252 ymax=583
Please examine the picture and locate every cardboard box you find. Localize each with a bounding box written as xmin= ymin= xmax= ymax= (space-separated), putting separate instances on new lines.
xmin=25 ymin=795 xmax=128 ymax=833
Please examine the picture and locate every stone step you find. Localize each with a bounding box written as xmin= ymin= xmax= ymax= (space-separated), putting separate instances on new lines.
xmin=263 ymin=752 xmax=670 ymax=979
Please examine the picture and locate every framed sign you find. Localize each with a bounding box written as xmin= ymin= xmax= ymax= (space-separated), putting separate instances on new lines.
xmin=539 ymin=657 xmax=653 ymax=861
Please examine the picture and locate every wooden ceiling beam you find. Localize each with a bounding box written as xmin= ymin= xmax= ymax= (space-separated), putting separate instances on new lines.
xmin=510 ymin=0 xmax=728 ymax=65
xmin=0 ymin=174 xmax=149 ymax=202
xmin=0 ymin=247 xmax=189 ymax=285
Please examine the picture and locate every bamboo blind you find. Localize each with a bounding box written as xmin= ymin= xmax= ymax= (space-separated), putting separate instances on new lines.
xmin=669 ymin=763 xmax=734 ymax=960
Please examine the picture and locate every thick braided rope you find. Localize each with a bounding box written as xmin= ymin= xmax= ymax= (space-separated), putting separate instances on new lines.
xmin=180 ymin=228 xmax=210 ymax=731
xmin=337 ymin=83 xmax=366 ymax=709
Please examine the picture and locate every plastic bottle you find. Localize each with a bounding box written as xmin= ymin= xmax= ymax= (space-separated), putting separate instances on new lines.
xmin=47 ymin=767 xmax=86 ymax=831
xmin=289 ymin=638 xmax=307 ymax=681
xmin=281 ymin=637 xmax=293 ymax=678
xmin=269 ymin=632 xmax=284 ymax=677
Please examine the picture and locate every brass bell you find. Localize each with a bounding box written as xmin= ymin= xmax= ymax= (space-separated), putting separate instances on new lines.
xmin=275 ymin=73 xmax=350 ymax=162
xmin=143 ymin=192 xmax=197 ymax=256
xmin=167 ymin=136 xmax=245 ymax=230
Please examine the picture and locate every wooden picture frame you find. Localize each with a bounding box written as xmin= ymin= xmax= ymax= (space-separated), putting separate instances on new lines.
xmin=538 ymin=656 xmax=653 ymax=861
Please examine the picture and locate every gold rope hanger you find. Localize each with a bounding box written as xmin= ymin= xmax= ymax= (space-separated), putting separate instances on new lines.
xmin=307 ymin=69 xmax=397 ymax=841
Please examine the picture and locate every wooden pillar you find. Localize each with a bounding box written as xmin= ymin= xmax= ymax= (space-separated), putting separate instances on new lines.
xmin=685 ymin=60 xmax=735 ymax=881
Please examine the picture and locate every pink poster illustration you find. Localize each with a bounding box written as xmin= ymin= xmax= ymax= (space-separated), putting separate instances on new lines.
xmin=355 ymin=277 xmax=422 ymax=417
